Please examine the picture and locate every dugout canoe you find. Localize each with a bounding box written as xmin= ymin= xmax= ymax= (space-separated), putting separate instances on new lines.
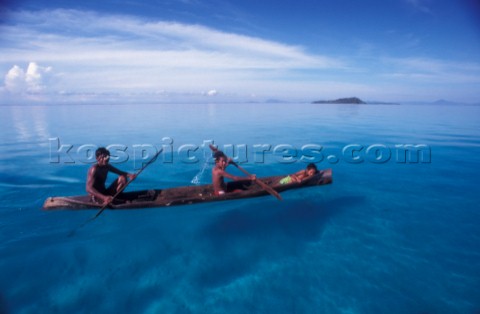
xmin=42 ymin=169 xmax=332 ymax=210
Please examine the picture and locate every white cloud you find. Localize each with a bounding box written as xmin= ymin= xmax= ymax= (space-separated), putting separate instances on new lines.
xmin=4 ymin=62 xmax=53 ymax=94
xmin=0 ymin=9 xmax=340 ymax=70
xmin=206 ymin=89 xmax=218 ymax=96
xmin=26 ymin=62 xmax=53 ymax=92
xmin=4 ymin=65 xmax=26 ymax=93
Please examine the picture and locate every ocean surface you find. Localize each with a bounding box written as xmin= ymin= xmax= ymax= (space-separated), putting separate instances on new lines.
xmin=0 ymin=102 xmax=479 ymax=313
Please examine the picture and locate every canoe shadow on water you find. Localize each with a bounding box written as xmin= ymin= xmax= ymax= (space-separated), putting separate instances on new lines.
xmin=195 ymin=195 xmax=365 ymax=288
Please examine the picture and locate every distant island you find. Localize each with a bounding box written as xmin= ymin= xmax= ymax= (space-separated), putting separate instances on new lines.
xmin=312 ymin=97 xmax=400 ymax=105
xmin=312 ymin=97 xmax=366 ymax=104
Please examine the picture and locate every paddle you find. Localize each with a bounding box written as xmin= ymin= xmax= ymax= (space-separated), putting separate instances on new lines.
xmin=67 ymin=149 xmax=162 ymax=237
xmin=209 ymin=144 xmax=282 ymax=201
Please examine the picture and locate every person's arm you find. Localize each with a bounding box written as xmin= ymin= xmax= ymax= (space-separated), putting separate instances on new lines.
xmin=290 ymin=170 xmax=308 ymax=183
xmin=221 ymin=170 xmax=255 ymax=181
xmin=289 ymin=170 xmax=301 ymax=183
xmin=108 ymin=165 xmax=136 ymax=180
xmin=86 ymin=166 xmax=112 ymax=204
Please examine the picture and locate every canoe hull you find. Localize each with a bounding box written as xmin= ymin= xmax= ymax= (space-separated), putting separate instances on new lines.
xmin=42 ymin=169 xmax=332 ymax=210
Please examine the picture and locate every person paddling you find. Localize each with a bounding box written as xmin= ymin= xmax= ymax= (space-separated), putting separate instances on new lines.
xmin=212 ymin=151 xmax=256 ymax=196
xmin=86 ymin=147 xmax=136 ymax=205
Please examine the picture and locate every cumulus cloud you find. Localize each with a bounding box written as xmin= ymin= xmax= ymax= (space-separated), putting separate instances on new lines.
xmin=26 ymin=62 xmax=53 ymax=92
xmin=4 ymin=65 xmax=26 ymax=93
xmin=4 ymin=62 xmax=53 ymax=94
xmin=206 ymin=89 xmax=218 ymax=96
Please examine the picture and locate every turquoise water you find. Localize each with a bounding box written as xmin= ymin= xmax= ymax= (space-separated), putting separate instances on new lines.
xmin=1 ymin=103 xmax=479 ymax=313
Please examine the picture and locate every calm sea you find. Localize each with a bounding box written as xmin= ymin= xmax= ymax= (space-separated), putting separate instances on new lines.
xmin=1 ymin=103 xmax=479 ymax=313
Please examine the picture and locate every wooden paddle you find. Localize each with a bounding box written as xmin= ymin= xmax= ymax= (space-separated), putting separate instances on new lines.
xmin=209 ymin=144 xmax=282 ymax=201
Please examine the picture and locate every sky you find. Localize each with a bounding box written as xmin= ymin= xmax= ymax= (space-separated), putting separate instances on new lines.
xmin=0 ymin=0 xmax=479 ymax=104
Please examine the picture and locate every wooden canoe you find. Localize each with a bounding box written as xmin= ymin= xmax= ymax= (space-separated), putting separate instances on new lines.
xmin=42 ymin=169 xmax=332 ymax=210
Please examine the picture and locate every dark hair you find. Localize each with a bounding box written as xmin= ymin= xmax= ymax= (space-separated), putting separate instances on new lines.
xmin=213 ymin=151 xmax=226 ymax=161
xmin=95 ymin=147 xmax=110 ymax=158
xmin=306 ymin=163 xmax=318 ymax=173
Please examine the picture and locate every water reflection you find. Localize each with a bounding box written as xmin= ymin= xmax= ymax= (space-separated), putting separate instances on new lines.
xmin=6 ymin=105 xmax=51 ymax=145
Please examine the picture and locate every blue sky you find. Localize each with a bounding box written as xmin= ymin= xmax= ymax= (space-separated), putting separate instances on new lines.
xmin=1 ymin=0 xmax=479 ymax=103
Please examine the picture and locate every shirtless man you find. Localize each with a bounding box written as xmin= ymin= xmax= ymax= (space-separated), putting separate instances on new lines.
xmin=86 ymin=147 xmax=136 ymax=204
xmin=212 ymin=152 xmax=255 ymax=196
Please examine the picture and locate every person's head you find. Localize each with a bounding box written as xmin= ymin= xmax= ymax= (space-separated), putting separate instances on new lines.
xmin=213 ymin=151 xmax=226 ymax=160
xmin=306 ymin=163 xmax=318 ymax=176
xmin=95 ymin=147 xmax=110 ymax=165
xmin=215 ymin=154 xmax=227 ymax=169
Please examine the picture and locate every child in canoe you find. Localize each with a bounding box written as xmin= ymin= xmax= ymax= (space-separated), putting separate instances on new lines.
xmin=279 ymin=163 xmax=319 ymax=185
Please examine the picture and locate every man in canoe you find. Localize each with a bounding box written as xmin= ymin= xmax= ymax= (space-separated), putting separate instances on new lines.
xmin=86 ymin=147 xmax=136 ymax=205
xmin=279 ymin=163 xmax=319 ymax=185
xmin=212 ymin=151 xmax=256 ymax=196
